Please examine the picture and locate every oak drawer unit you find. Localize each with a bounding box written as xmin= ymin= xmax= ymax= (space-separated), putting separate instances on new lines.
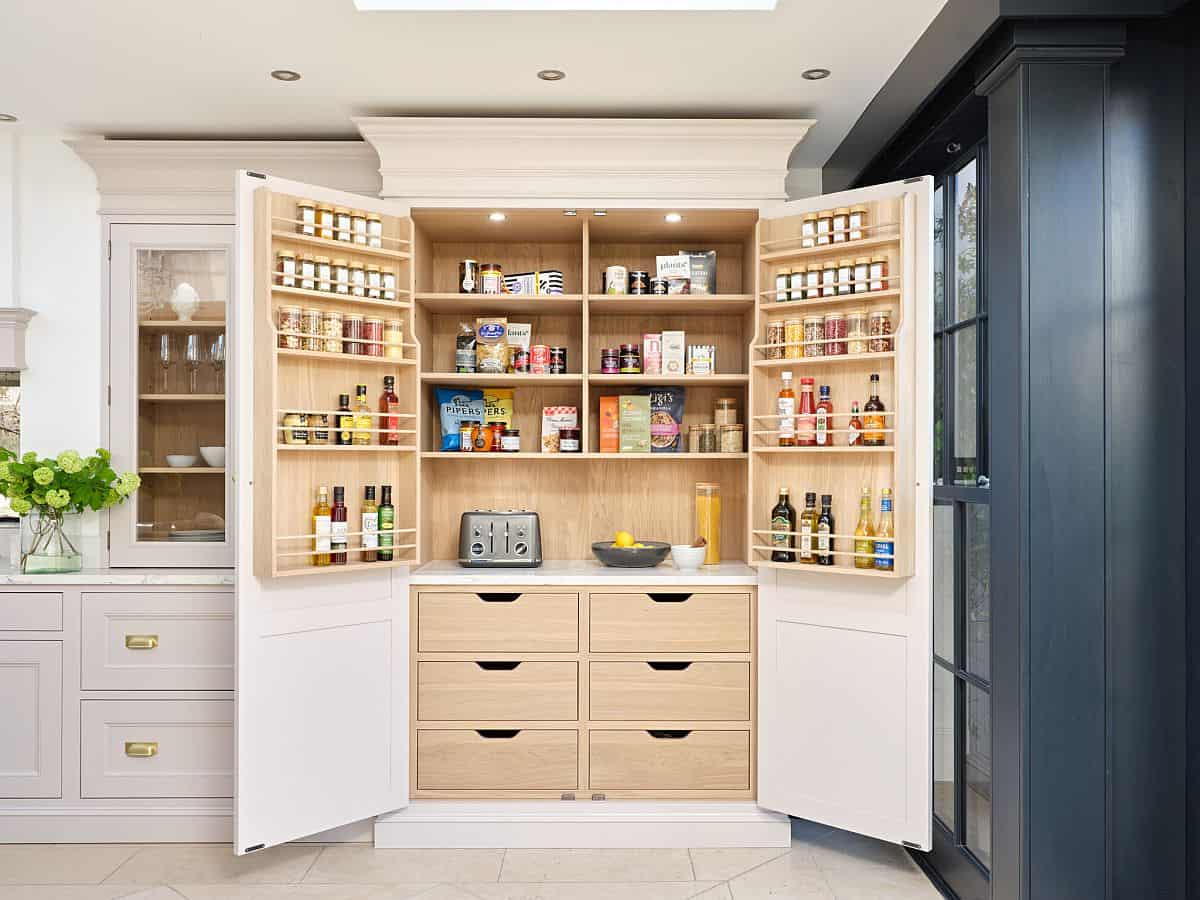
xmin=81 ymin=592 xmax=234 ymax=691
xmin=80 ymin=699 xmax=234 ymax=799
xmin=590 ymin=661 xmax=751 ymax=721
xmin=416 ymin=729 xmax=578 ymax=792
xmin=418 ymin=661 xmax=578 ymax=721
xmin=417 ymin=591 xmax=578 ymax=652
xmin=589 ymin=591 xmax=751 ymax=653
xmin=0 ymin=592 xmax=63 ymax=632
xmin=590 ymin=729 xmax=751 ymax=793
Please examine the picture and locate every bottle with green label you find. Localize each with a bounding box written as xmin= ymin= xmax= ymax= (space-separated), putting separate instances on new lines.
xmin=378 ymin=484 xmax=395 ymax=562
xmin=770 ymin=487 xmax=796 ymax=563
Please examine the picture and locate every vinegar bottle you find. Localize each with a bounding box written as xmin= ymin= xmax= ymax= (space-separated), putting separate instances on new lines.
xmin=816 ymin=494 xmax=835 ymax=566
xmin=353 ymin=384 xmax=372 ymax=446
xmin=379 ymin=375 xmax=400 ymax=447
xmin=777 ymin=371 xmax=796 ymax=447
xmin=330 ymin=486 xmax=348 ymax=565
xmin=798 ymin=492 xmax=817 ymax=564
xmin=815 ymin=384 xmax=833 ymax=447
xmin=863 ymin=374 xmax=886 ymax=446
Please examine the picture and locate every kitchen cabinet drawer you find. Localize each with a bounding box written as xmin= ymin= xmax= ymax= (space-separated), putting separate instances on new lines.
xmin=590 ymin=661 xmax=750 ymax=721
xmin=0 ymin=592 xmax=62 ymax=631
xmin=589 ymin=729 xmax=750 ymax=792
xmin=418 ymin=591 xmax=578 ymax=652
xmin=81 ymin=592 xmax=233 ymax=690
xmin=80 ymin=700 xmax=233 ymax=798
xmin=417 ymin=729 xmax=577 ymax=791
xmin=589 ymin=592 xmax=750 ymax=653
xmin=418 ymin=661 xmax=577 ymax=721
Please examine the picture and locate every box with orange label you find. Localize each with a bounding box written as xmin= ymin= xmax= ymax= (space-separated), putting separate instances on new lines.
xmin=599 ymin=396 xmax=619 ymax=453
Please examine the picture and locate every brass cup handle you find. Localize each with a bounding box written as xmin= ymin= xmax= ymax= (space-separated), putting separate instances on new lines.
xmin=125 ymin=634 xmax=159 ymax=650
xmin=124 ymin=741 xmax=159 ymax=758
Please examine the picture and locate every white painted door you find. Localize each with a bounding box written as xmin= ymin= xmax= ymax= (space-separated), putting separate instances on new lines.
xmin=755 ymin=178 xmax=934 ymax=850
xmin=233 ymin=172 xmax=414 ymax=853
xmin=0 ymin=641 xmax=62 ymax=798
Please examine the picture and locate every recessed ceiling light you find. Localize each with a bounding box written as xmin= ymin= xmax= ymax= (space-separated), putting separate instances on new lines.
xmin=801 ymin=68 xmax=831 ymax=81
xmin=355 ymin=1 xmax=776 ymax=9
xmin=665 ymin=213 xmax=683 ymax=224
xmin=946 ymin=141 xmax=963 ymax=155
xmin=270 ymin=69 xmax=302 ymax=82
xmin=593 ymin=210 xmax=607 ymax=217
xmin=489 ymin=212 xmax=507 ymax=222
xmin=0 ymin=114 xmax=17 ymax=123
xmin=563 ymin=210 xmax=578 ymax=216
xmin=537 ymin=69 xmax=566 ymax=82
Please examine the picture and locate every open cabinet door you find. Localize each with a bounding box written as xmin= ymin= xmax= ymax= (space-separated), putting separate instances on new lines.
xmin=752 ymin=178 xmax=933 ymax=849
xmin=233 ymin=172 xmax=420 ymax=853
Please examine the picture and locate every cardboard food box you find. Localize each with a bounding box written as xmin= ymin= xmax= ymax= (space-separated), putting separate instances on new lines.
xmin=540 ymin=406 xmax=577 ymax=453
xmin=618 ymin=395 xmax=651 ymax=454
xmin=655 ymin=255 xmax=691 ymax=295
xmin=679 ymin=250 xmax=717 ymax=294
xmin=599 ymin=396 xmax=620 ymax=453
xmin=662 ymin=330 xmax=686 ymax=376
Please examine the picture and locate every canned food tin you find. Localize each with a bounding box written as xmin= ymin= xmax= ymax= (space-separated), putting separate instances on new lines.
xmin=530 ymin=344 xmax=551 ymax=375
xmin=511 ymin=347 xmax=530 ymax=373
xmin=548 ymin=347 xmax=568 ymax=375
xmin=459 ymin=259 xmax=478 ymax=294
xmin=629 ymin=270 xmax=650 ymax=294
xmin=605 ymin=266 xmax=628 ymax=295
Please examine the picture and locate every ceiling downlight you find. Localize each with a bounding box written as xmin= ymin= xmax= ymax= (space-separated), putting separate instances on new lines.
xmin=801 ymin=68 xmax=831 ymax=80
xmin=270 ymin=69 xmax=302 ymax=82
xmin=537 ymin=69 xmax=566 ymax=82
xmin=0 ymin=114 xmax=17 ymax=123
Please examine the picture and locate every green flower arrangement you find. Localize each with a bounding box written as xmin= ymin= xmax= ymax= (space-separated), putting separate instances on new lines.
xmin=0 ymin=448 xmax=141 ymax=573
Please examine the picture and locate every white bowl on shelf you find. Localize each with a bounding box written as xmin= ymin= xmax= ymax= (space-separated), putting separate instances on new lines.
xmin=165 ymin=454 xmax=199 ymax=468
xmin=199 ymin=446 xmax=225 ymax=468
xmin=670 ymin=544 xmax=708 ymax=571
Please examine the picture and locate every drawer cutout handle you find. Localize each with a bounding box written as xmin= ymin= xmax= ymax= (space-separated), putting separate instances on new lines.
xmin=125 ymin=634 xmax=159 ymax=650
xmin=476 ymin=729 xmax=521 ymax=739
xmin=648 ymin=592 xmax=692 ymax=603
xmin=124 ymin=741 xmax=159 ymax=758
xmin=647 ymin=661 xmax=692 ymax=671
xmin=647 ymin=730 xmax=692 ymax=740
xmin=477 ymin=592 xmax=521 ymax=603
xmin=475 ymin=661 xmax=522 ymax=671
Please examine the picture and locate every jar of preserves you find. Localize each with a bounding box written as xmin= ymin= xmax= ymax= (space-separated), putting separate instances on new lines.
xmin=342 ymin=313 xmax=365 ymax=355
xmin=459 ymin=421 xmax=476 ymax=452
xmin=500 ymin=428 xmax=521 ymax=452
xmin=832 ymin=207 xmax=850 ymax=243
xmin=837 ymin=258 xmax=854 ymax=295
xmin=821 ymin=261 xmax=837 ymax=297
xmin=619 ymin=343 xmax=641 ymax=374
xmin=853 ymin=256 xmax=871 ymax=294
xmin=765 ymin=321 xmax=786 ymax=360
xmin=366 ymin=213 xmax=383 ymax=249
xmin=480 ymin=263 xmax=504 ymax=295
xmin=316 ymin=204 xmax=335 ymax=240
xmin=334 ymin=207 xmax=352 ymax=242
xmin=719 ymin=423 xmax=744 ymax=453
xmin=301 ymin=308 xmax=323 ymax=351
xmin=278 ymin=306 xmax=302 ymax=349
xmin=816 ymin=210 xmax=833 ymax=245
xmin=784 ymin=318 xmax=803 ymax=360
xmin=297 ymin=202 xmax=316 ymax=237
xmin=489 ymin=421 xmax=506 ymax=452
xmin=824 ymin=312 xmax=847 ymax=356
xmin=558 ymin=427 xmax=581 ymax=453
xmin=847 ymin=308 xmax=869 ymax=355
xmin=315 ymin=256 xmax=332 ymax=292
xmin=349 ymin=262 xmax=366 ymax=297
xmin=384 ymin=319 xmax=405 ymax=360
xmin=277 ymin=250 xmax=297 ymax=287
xmin=382 ymin=268 xmax=397 ymax=301
xmin=366 ymin=264 xmax=382 ymax=299
xmin=282 ymin=412 xmax=308 ymax=445
xmin=803 ymin=315 xmax=825 ymax=358
xmin=363 ymin=316 xmax=385 ymax=357
xmin=321 ymin=310 xmax=343 ymax=353
xmin=805 ymin=263 xmax=822 ymax=300
xmin=714 ymin=397 xmax=738 ymax=426
xmin=869 ymin=309 xmax=894 ymax=353
xmin=601 ymin=347 xmax=620 ymax=374
xmin=351 ymin=211 xmax=367 ymax=245
xmin=332 ymin=258 xmax=350 ymax=294
xmin=800 ymin=212 xmax=818 ymax=248
xmin=548 ymin=347 xmax=567 ymax=375
xmin=869 ymin=254 xmax=889 ymax=292
xmin=848 ymin=204 xmax=868 ymax=241
xmin=299 ymin=254 xmax=316 ymax=291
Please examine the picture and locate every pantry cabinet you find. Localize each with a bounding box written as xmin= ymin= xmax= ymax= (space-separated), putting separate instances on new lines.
xmin=0 ymin=641 xmax=62 ymax=798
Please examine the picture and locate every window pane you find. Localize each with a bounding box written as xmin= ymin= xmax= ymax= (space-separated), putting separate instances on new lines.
xmin=953 ymin=324 xmax=978 ymax=485
xmin=954 ymin=158 xmax=978 ymax=321
xmin=934 ymin=503 xmax=954 ymax=662
xmin=934 ymin=334 xmax=944 ymax=482
xmin=934 ymin=665 xmax=956 ymax=830
xmin=934 ymin=184 xmax=946 ymax=331
xmin=966 ymin=504 xmax=991 ymax=681
xmin=966 ymin=683 xmax=992 ymax=868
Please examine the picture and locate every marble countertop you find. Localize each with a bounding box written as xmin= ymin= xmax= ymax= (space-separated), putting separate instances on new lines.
xmin=410 ymin=559 xmax=760 ymax=586
xmin=1 ymin=568 xmax=235 ymax=586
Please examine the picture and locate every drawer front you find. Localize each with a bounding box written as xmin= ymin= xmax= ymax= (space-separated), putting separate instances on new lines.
xmin=81 ymin=592 xmax=233 ymax=690
xmin=590 ymin=661 xmax=750 ymax=721
xmin=80 ymin=700 xmax=233 ymax=798
xmin=417 ymin=729 xmax=578 ymax=791
xmin=0 ymin=592 xmax=63 ymax=631
xmin=418 ymin=661 xmax=577 ymax=721
xmin=589 ymin=592 xmax=750 ymax=653
xmin=589 ymin=729 xmax=750 ymax=792
xmin=418 ymin=592 xmax=578 ymax=652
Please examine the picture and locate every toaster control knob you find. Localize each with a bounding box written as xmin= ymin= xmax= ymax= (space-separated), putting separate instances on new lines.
xmin=516 ymin=527 xmax=526 ymax=538
xmin=514 ymin=542 xmax=528 ymax=556
xmin=472 ymin=526 xmax=483 ymax=538
xmin=470 ymin=541 xmax=485 ymax=556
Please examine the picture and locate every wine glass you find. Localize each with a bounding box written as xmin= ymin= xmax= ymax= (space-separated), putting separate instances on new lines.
xmin=210 ymin=333 xmax=226 ymax=394
xmin=157 ymin=333 xmax=174 ymax=393
xmin=184 ymin=333 xmax=205 ymax=394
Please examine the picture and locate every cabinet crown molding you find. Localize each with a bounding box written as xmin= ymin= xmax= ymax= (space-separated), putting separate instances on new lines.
xmin=0 ymin=307 xmax=37 ymax=371
xmin=353 ymin=117 xmax=816 ymax=207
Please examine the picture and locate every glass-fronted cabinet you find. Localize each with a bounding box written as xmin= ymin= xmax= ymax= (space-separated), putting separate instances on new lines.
xmin=108 ymin=224 xmax=234 ymax=566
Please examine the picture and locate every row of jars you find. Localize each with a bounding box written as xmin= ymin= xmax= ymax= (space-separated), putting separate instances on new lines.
xmin=764 ymin=308 xmax=893 ymax=359
xmin=278 ymin=306 xmax=405 ymax=359
xmin=798 ymin=205 xmax=871 ymax=248
xmin=296 ymin=202 xmax=385 ymax=248
xmin=774 ymin=255 xmax=889 ymax=303
xmin=277 ymin=251 xmax=399 ymax=301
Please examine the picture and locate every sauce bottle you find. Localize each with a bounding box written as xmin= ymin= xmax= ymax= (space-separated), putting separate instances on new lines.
xmin=847 ymin=401 xmax=863 ymax=446
xmin=777 ymin=371 xmax=796 ymax=447
xmin=330 ymin=486 xmax=348 ymax=565
xmin=353 ymin=384 xmax=372 ymax=446
xmin=815 ymin=385 xmax=833 ymax=447
xmin=336 ymin=394 xmax=353 ymax=446
xmin=863 ymin=374 xmax=886 ymax=446
xmin=312 ymin=485 xmax=331 ymax=567
xmin=380 ymin=376 xmax=400 ymax=447
xmin=797 ymin=377 xmax=817 ymax=446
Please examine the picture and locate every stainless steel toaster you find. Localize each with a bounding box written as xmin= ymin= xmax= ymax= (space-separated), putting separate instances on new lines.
xmin=458 ymin=509 xmax=543 ymax=567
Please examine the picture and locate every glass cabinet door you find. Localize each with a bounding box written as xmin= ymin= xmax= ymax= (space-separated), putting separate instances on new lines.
xmin=109 ymin=224 xmax=234 ymax=567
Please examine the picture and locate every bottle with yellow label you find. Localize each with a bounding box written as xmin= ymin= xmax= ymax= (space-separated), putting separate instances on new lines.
xmin=353 ymin=383 xmax=371 ymax=446
xmin=854 ymin=487 xmax=874 ymax=569
xmin=312 ymin=485 xmax=331 ymax=567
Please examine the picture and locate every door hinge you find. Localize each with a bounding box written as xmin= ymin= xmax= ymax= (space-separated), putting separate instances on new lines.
xmin=560 ymin=792 xmax=576 ymax=801
xmin=106 ymin=385 xmax=111 ymax=406
xmin=106 ymin=531 xmax=111 ymax=551
xmin=901 ymin=840 xmax=922 ymax=849
xmin=903 ymin=176 xmax=923 ymax=184
xmin=247 ymin=171 xmax=267 ymax=180
xmin=591 ymin=793 xmax=606 ymax=801
xmin=107 ymin=240 xmax=112 ymax=261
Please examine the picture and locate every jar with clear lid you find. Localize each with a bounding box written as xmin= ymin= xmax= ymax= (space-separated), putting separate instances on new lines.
xmin=869 ymin=309 xmax=893 ymax=353
xmin=784 ymin=318 xmax=803 ymax=360
xmin=384 ymin=319 xmax=405 ymax=360
xmin=301 ymin=308 xmax=323 ymax=351
xmin=824 ymin=312 xmax=847 ymax=356
xmin=321 ymin=310 xmax=343 ymax=353
xmin=278 ymin=306 xmax=302 ymax=349
xmin=342 ymin=314 xmax=365 ymax=355
xmin=363 ymin=317 xmax=385 ymax=357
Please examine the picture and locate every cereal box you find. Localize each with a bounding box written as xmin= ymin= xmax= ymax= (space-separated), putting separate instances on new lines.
xmin=599 ymin=396 xmax=619 ymax=453
xmin=618 ymin=395 xmax=651 ymax=454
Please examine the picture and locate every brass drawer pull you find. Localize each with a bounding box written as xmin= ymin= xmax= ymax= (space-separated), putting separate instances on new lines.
xmin=475 ymin=661 xmax=521 ymax=671
xmin=124 ymin=634 xmax=159 ymax=650
xmin=647 ymin=661 xmax=692 ymax=671
xmin=647 ymin=730 xmax=692 ymax=740
xmin=476 ymin=592 xmax=520 ymax=603
xmin=124 ymin=741 xmax=159 ymax=758
xmin=475 ymin=729 xmax=520 ymax=739
xmin=648 ymin=592 xmax=692 ymax=603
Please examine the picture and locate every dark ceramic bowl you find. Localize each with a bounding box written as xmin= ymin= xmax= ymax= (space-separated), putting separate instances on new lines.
xmin=591 ymin=540 xmax=672 ymax=568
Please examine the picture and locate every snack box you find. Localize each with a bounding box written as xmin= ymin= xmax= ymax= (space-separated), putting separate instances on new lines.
xmin=504 ymin=270 xmax=565 ymax=296
xmin=599 ymin=396 xmax=619 ymax=453
xmin=618 ymin=395 xmax=651 ymax=454
xmin=662 ymin=330 xmax=686 ymax=376
xmin=679 ymin=250 xmax=717 ymax=295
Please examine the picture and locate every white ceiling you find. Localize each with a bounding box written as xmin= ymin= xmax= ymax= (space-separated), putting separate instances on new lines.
xmin=2 ymin=0 xmax=945 ymax=168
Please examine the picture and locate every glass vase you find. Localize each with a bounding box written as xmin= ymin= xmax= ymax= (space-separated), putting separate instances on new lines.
xmin=20 ymin=509 xmax=83 ymax=575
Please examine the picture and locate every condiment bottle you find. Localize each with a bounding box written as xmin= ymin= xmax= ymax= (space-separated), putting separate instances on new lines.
xmin=378 ymin=485 xmax=395 ymax=561
xmin=361 ymin=486 xmax=379 ymax=563
xmin=379 ymin=375 xmax=401 ymax=446
xmin=816 ymin=494 xmax=835 ymax=566
xmin=815 ymin=385 xmax=833 ymax=447
xmin=863 ymin=374 xmax=886 ymax=446
xmin=874 ymin=488 xmax=895 ymax=571
xmin=330 ymin=486 xmax=348 ymax=565
xmin=847 ymin=401 xmax=863 ymax=446
xmin=777 ymin=371 xmax=796 ymax=447
xmin=336 ymin=394 xmax=353 ymax=445
xmin=848 ymin=204 xmax=868 ymax=241
xmin=854 ymin=487 xmax=874 ymax=569
xmin=353 ymin=384 xmax=371 ymax=446
xmin=312 ymin=485 xmax=331 ymax=567
xmin=770 ymin=486 xmax=796 ymax=563
xmin=798 ymin=492 xmax=817 ymax=564
xmin=797 ymin=376 xmax=817 ymax=446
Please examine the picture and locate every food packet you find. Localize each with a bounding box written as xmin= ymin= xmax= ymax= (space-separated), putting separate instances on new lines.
xmin=437 ymin=387 xmax=484 ymax=451
xmin=475 ymin=317 xmax=508 ymax=374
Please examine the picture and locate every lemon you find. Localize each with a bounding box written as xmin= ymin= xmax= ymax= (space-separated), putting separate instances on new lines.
xmin=614 ymin=530 xmax=635 ymax=548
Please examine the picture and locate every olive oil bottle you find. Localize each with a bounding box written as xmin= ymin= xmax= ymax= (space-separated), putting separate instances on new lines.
xmin=854 ymin=487 xmax=874 ymax=569
xmin=816 ymin=494 xmax=835 ymax=566
xmin=378 ymin=484 xmax=395 ymax=562
xmin=770 ymin=486 xmax=796 ymax=563
xmin=798 ymin=491 xmax=817 ymax=564
xmin=312 ymin=485 xmax=331 ymax=567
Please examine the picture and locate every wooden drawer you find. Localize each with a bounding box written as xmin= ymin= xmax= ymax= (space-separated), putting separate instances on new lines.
xmin=589 ymin=729 xmax=750 ymax=792
xmin=81 ymin=592 xmax=233 ymax=690
xmin=417 ymin=591 xmax=578 ymax=652
xmin=418 ymin=661 xmax=577 ymax=721
xmin=80 ymin=700 xmax=233 ymax=798
xmin=589 ymin=592 xmax=750 ymax=653
xmin=0 ymin=592 xmax=62 ymax=631
xmin=417 ymin=729 xmax=577 ymax=791
xmin=590 ymin=661 xmax=750 ymax=721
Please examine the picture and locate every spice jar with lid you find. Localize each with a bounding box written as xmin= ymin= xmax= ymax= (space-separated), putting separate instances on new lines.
xmin=366 ymin=264 xmax=382 ymax=299
xmin=366 ymin=213 xmax=383 ymax=248
xmin=853 ymin=257 xmax=871 ymax=294
xmin=363 ymin=316 xmax=385 ymax=357
xmin=278 ymin=306 xmax=302 ymax=350
xmin=316 ymin=204 xmax=335 ymax=240
xmin=805 ymin=263 xmax=822 ymax=300
xmin=869 ymin=254 xmax=889 ymax=292
xmin=332 ymin=258 xmax=349 ymax=294
xmin=277 ymin=250 xmax=297 ymax=287
xmin=847 ymin=308 xmax=869 ymax=355
xmin=342 ymin=313 xmax=365 ymax=355
xmin=714 ymin=397 xmax=738 ymax=426
xmin=836 ymin=259 xmax=854 ymax=295
xmin=832 ymin=207 xmax=850 ymax=243
xmin=299 ymin=254 xmax=316 ymax=291
xmin=351 ymin=211 xmax=367 ymax=245
xmin=789 ymin=267 xmax=805 ymax=302
xmin=775 ymin=269 xmax=789 ymax=303
xmin=765 ymin=321 xmax=785 ymax=360
xmin=297 ymin=202 xmax=316 ymax=237
xmin=315 ymin=256 xmax=332 ymax=292
xmin=321 ymin=310 xmax=343 ymax=354
xmin=869 ymin=309 xmax=894 ymax=353
xmin=824 ymin=312 xmax=847 ymax=356
xmin=784 ymin=318 xmax=803 ymax=360
xmin=384 ymin=319 xmax=405 ymax=360
xmin=800 ymin=212 xmax=818 ymax=248
xmin=349 ymin=262 xmax=366 ymax=297
xmin=821 ymin=260 xmax=837 ymax=297
xmin=803 ymin=315 xmax=825 ymax=358
xmin=381 ymin=268 xmax=397 ymax=301
xmin=848 ymin=204 xmax=868 ymax=241
xmin=301 ymin=308 xmax=323 ymax=351
xmin=334 ymin=207 xmax=352 ymax=242
xmin=816 ymin=210 xmax=833 ymax=245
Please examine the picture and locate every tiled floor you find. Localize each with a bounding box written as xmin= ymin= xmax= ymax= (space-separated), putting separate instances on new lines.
xmin=0 ymin=819 xmax=943 ymax=900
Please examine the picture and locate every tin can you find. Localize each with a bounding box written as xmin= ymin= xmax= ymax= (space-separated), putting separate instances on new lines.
xmin=600 ymin=347 xmax=620 ymax=374
xmin=458 ymin=259 xmax=478 ymax=294
xmin=629 ymin=270 xmax=650 ymax=294
xmin=548 ymin=346 xmax=568 ymax=375
xmin=642 ymin=333 xmax=662 ymax=375
xmin=530 ymin=344 xmax=551 ymax=375
xmin=604 ymin=265 xmax=628 ymax=295
xmin=511 ymin=347 xmax=530 ymax=373
xmin=650 ymin=277 xmax=669 ymax=295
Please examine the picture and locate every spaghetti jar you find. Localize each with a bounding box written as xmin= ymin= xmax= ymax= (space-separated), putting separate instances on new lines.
xmin=316 ymin=204 xmax=335 ymax=240
xmin=784 ymin=318 xmax=803 ymax=360
xmin=332 ymin=258 xmax=350 ymax=295
xmin=848 ymin=204 xmax=868 ymax=241
xmin=277 ymin=306 xmax=302 ymax=349
xmin=847 ymin=308 xmax=869 ymax=355
xmin=321 ymin=310 xmax=343 ymax=354
xmin=765 ymin=321 xmax=786 ymax=360
xmin=351 ymin=211 xmax=367 ymax=245
xmin=366 ymin=213 xmax=383 ymax=248
xmin=277 ymin=250 xmax=297 ymax=287
xmin=349 ymin=262 xmax=366 ymax=297
xmin=824 ymin=311 xmax=847 ymax=356
xmin=342 ymin=313 xmax=365 ymax=355
xmin=803 ymin=315 xmax=825 ymax=358
xmin=695 ymin=482 xmax=721 ymax=565
xmin=366 ymin=264 xmax=382 ymax=299
xmin=384 ymin=319 xmax=405 ymax=360
xmin=869 ymin=254 xmax=889 ymax=292
xmin=315 ymin=256 xmax=332 ymax=292
xmin=301 ymin=307 xmax=323 ymax=351
xmin=869 ymin=309 xmax=894 ymax=353
xmin=363 ymin=316 xmax=385 ymax=357
xmin=334 ymin=207 xmax=352 ymax=242
xmin=832 ymin=207 xmax=849 ymax=243
xmin=800 ymin=212 xmax=818 ymax=248
xmin=297 ymin=202 xmax=316 ymax=236
xmin=837 ymin=258 xmax=854 ymax=295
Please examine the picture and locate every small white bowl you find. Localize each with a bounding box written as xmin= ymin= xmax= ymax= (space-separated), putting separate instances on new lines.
xmin=199 ymin=446 xmax=226 ymax=468
xmin=165 ymin=454 xmax=199 ymax=468
xmin=670 ymin=544 xmax=708 ymax=571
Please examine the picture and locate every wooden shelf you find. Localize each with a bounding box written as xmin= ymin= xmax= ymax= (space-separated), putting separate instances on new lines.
xmin=139 ymin=394 xmax=225 ymax=402
xmin=272 ymin=283 xmax=412 ymax=309
xmin=139 ymin=467 xmax=225 ymax=475
xmin=587 ymin=373 xmax=748 ymax=386
xmin=753 ymin=559 xmax=907 ymax=579
xmin=277 ymin=444 xmax=417 ymax=453
xmin=138 ymin=320 xmax=226 ymax=330
xmin=759 ymin=233 xmax=900 ymax=265
xmin=751 ymin=446 xmax=894 ymax=454
xmin=420 ymin=372 xmax=583 ymax=385
xmin=276 ymin=348 xmax=416 ymax=366
xmin=271 ymin=229 xmax=411 ymax=261
xmin=587 ymin=294 xmax=755 ymax=314
xmin=422 ymin=451 xmax=748 ymax=461
xmin=757 ymin=288 xmax=900 ymax=313
xmin=273 ymin=558 xmax=417 ymax=578
xmin=416 ymin=293 xmax=582 ymax=314
xmin=753 ymin=351 xmax=895 ymax=368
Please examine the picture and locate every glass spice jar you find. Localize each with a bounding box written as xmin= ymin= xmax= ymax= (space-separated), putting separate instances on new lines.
xmin=600 ymin=347 xmax=620 ymax=374
xmin=805 ymin=263 xmax=822 ymax=300
xmin=869 ymin=309 xmax=894 ymax=353
xmin=775 ymin=269 xmax=789 ymax=303
xmin=832 ymin=207 xmax=850 ymax=243
xmin=363 ymin=316 xmax=385 ymax=357
xmin=719 ymin=423 xmax=744 ymax=454
xmin=278 ymin=306 xmax=302 ymax=349
xmin=301 ymin=308 xmax=323 ymax=351
xmin=853 ymin=257 xmax=871 ymax=294
xmin=332 ymin=258 xmax=350 ymax=295
xmin=789 ymin=267 xmax=805 ymax=302
xmin=803 ymin=315 xmax=825 ymax=358
xmin=837 ymin=258 xmax=854 ymax=295
xmin=699 ymin=424 xmax=718 ymax=454
xmin=384 ymin=319 xmax=405 ymax=360
xmin=765 ymin=321 xmax=786 ymax=360
xmin=784 ymin=318 xmax=803 ymax=360
xmin=366 ymin=264 xmax=382 ymax=299
xmin=714 ymin=397 xmax=738 ymax=427
xmin=800 ymin=212 xmax=818 ymax=248
xmin=869 ymin=254 xmax=889 ymax=292
xmin=847 ymin=308 xmax=869 ymax=355
xmin=824 ymin=312 xmax=847 ymax=356
xmin=315 ymin=256 xmax=332 ymax=292
xmin=366 ymin=213 xmax=383 ymax=249
xmin=277 ymin=250 xmax=297 ymax=287
xmin=342 ymin=313 xmax=365 ymax=355
xmin=816 ymin=210 xmax=833 ymax=245
xmin=688 ymin=425 xmax=705 ymax=454
xmin=821 ymin=261 xmax=838 ymax=298
xmin=848 ymin=204 xmax=868 ymax=241
xmin=297 ymin=202 xmax=316 ymax=237
xmin=349 ymin=262 xmax=366 ymax=298
xmin=316 ymin=204 xmax=335 ymax=241
xmin=382 ymin=268 xmax=397 ymax=301
xmin=299 ymin=254 xmax=316 ymax=291
xmin=321 ymin=310 xmax=343 ymax=354
xmin=351 ymin=211 xmax=367 ymax=245
xmin=282 ymin=412 xmax=308 ymax=445
xmin=334 ymin=207 xmax=352 ymax=242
